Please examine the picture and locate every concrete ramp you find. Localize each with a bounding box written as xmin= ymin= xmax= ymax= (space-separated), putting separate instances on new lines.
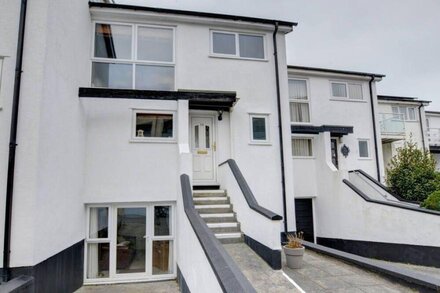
xmin=223 ymin=243 xmax=301 ymax=293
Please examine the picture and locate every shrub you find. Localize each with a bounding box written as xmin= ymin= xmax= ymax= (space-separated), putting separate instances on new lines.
xmin=386 ymin=140 xmax=440 ymax=202
xmin=421 ymin=191 xmax=440 ymax=211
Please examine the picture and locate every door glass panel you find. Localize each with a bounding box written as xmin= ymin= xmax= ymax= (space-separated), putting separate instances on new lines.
xmin=194 ymin=125 xmax=199 ymax=148
xmin=154 ymin=206 xmax=170 ymax=236
xmin=87 ymin=243 xmax=110 ymax=279
xmin=152 ymin=240 xmax=172 ymax=275
xmin=205 ymin=125 xmax=210 ymax=148
xmin=116 ymin=208 xmax=146 ymax=274
xmin=89 ymin=207 xmax=108 ymax=239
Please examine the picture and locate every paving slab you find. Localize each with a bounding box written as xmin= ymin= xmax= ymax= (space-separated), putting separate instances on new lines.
xmin=283 ymin=249 xmax=419 ymax=293
xmin=75 ymin=280 xmax=180 ymax=293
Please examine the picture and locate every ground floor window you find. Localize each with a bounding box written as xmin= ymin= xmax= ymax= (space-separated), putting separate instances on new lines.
xmin=292 ymin=137 xmax=313 ymax=157
xmin=85 ymin=203 xmax=175 ymax=283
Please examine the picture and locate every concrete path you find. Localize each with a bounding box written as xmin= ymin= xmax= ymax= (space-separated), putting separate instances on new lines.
xmin=283 ymin=249 xmax=419 ymax=292
xmin=75 ymin=280 xmax=179 ymax=293
xmin=224 ymin=243 xmax=301 ymax=293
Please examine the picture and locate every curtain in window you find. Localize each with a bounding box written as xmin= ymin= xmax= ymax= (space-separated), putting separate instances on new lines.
xmin=292 ymin=138 xmax=312 ymax=156
xmin=290 ymin=102 xmax=310 ymax=123
xmin=348 ymin=84 xmax=363 ymax=99
xmin=289 ymin=79 xmax=308 ymax=100
xmin=332 ymin=83 xmax=347 ymax=97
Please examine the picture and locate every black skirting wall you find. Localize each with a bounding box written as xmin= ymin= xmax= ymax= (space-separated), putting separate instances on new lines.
xmin=244 ymin=235 xmax=281 ymax=270
xmin=317 ymin=237 xmax=440 ymax=268
xmin=10 ymin=240 xmax=84 ymax=293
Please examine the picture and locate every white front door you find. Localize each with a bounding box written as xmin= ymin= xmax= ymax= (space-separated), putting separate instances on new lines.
xmin=191 ymin=116 xmax=215 ymax=182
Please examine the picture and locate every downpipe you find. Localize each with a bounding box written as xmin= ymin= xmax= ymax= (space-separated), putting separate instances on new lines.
xmin=368 ymin=76 xmax=381 ymax=182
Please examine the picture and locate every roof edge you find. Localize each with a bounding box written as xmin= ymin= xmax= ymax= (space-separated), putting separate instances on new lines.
xmin=89 ymin=2 xmax=297 ymax=27
xmin=288 ymin=65 xmax=385 ymax=78
xmin=378 ymin=95 xmax=431 ymax=104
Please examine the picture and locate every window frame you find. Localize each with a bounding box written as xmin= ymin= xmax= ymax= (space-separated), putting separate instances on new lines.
xmin=210 ymin=30 xmax=267 ymax=61
xmin=84 ymin=203 xmax=176 ymax=284
xmin=288 ymin=77 xmax=312 ymax=125
xmin=249 ymin=113 xmax=270 ymax=145
xmin=358 ymin=139 xmax=371 ymax=159
xmin=330 ymin=80 xmax=364 ymax=101
xmin=291 ymin=136 xmax=315 ymax=159
xmin=90 ymin=21 xmax=176 ymax=90
xmin=0 ymin=57 xmax=3 ymax=109
xmin=131 ymin=109 xmax=177 ymax=143
xmin=391 ymin=106 xmax=418 ymax=122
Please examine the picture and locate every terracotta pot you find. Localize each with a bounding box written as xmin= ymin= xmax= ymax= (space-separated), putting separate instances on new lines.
xmin=283 ymin=246 xmax=305 ymax=269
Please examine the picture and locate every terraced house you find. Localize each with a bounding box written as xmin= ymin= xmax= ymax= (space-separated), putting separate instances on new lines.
xmin=0 ymin=1 xmax=439 ymax=292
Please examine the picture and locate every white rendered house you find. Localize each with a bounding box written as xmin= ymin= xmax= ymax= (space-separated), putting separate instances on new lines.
xmin=425 ymin=111 xmax=440 ymax=169
xmin=377 ymin=95 xmax=430 ymax=174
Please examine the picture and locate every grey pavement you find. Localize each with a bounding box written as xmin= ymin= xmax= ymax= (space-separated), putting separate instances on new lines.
xmin=283 ymin=249 xmax=419 ymax=293
xmin=224 ymin=243 xmax=301 ymax=293
xmin=75 ymin=280 xmax=179 ymax=293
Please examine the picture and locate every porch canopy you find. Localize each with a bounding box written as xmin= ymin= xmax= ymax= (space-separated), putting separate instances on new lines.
xmin=291 ymin=124 xmax=353 ymax=137
xmin=79 ymin=88 xmax=237 ymax=112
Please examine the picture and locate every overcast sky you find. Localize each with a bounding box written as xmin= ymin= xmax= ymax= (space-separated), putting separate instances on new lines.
xmin=116 ymin=0 xmax=440 ymax=110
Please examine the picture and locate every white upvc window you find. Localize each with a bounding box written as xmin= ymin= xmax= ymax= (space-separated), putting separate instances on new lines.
xmin=392 ymin=106 xmax=417 ymax=121
xmin=132 ymin=110 xmax=176 ymax=143
xmin=91 ymin=22 xmax=175 ymax=91
xmin=249 ymin=113 xmax=270 ymax=144
xmin=289 ymin=78 xmax=310 ymax=123
xmin=210 ymin=30 xmax=266 ymax=60
xmin=85 ymin=204 xmax=175 ymax=283
xmin=292 ymin=137 xmax=314 ymax=158
xmin=358 ymin=139 xmax=370 ymax=159
xmin=331 ymin=81 xmax=363 ymax=100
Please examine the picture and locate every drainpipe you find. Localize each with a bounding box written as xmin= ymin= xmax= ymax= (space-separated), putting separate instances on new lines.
xmin=272 ymin=22 xmax=288 ymax=234
xmin=418 ymin=104 xmax=426 ymax=151
xmin=368 ymin=76 xmax=381 ymax=182
xmin=3 ymin=0 xmax=28 ymax=282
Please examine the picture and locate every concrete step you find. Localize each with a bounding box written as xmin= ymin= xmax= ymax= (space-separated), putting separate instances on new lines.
xmin=193 ymin=190 xmax=227 ymax=198
xmin=195 ymin=204 xmax=233 ymax=214
xmin=209 ymin=223 xmax=241 ymax=233
xmin=199 ymin=213 xmax=236 ymax=223
xmin=193 ymin=197 xmax=230 ymax=205
xmin=215 ymin=232 xmax=243 ymax=244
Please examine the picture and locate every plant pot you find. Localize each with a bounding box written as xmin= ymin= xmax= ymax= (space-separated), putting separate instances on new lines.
xmin=283 ymin=246 xmax=305 ymax=269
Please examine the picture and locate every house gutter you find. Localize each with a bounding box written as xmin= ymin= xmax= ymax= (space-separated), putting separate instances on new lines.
xmin=418 ymin=104 xmax=426 ymax=151
xmin=3 ymin=0 xmax=28 ymax=282
xmin=272 ymin=22 xmax=288 ymax=234
xmin=368 ymin=76 xmax=381 ymax=182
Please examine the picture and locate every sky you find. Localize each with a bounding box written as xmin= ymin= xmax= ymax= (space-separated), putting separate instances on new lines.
xmin=115 ymin=0 xmax=440 ymax=110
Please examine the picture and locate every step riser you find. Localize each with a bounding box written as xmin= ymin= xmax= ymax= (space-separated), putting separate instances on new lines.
xmin=202 ymin=217 xmax=237 ymax=223
xmin=218 ymin=237 xmax=244 ymax=244
xmin=193 ymin=193 xmax=226 ymax=198
xmin=197 ymin=207 xmax=233 ymax=214
xmin=210 ymin=227 xmax=241 ymax=233
xmin=193 ymin=199 xmax=230 ymax=205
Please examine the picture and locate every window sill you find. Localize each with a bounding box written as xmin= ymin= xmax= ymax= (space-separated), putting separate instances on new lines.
xmin=292 ymin=156 xmax=315 ymax=160
xmin=209 ymin=54 xmax=268 ymax=62
xmin=130 ymin=138 xmax=177 ymax=144
xmin=249 ymin=141 xmax=272 ymax=146
xmin=330 ymin=98 xmax=367 ymax=103
xmin=358 ymin=157 xmax=372 ymax=160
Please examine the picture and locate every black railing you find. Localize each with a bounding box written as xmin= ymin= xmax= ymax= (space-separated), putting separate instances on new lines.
xmin=180 ymin=174 xmax=256 ymax=293
xmin=219 ymin=159 xmax=282 ymax=220
xmin=343 ymin=179 xmax=440 ymax=216
xmin=349 ymin=169 xmax=418 ymax=204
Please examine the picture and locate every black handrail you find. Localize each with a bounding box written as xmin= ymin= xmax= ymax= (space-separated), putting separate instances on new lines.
xmin=349 ymin=170 xmax=419 ymax=204
xmin=219 ymin=159 xmax=283 ymax=220
xmin=343 ymin=179 xmax=440 ymax=216
xmin=180 ymin=174 xmax=256 ymax=293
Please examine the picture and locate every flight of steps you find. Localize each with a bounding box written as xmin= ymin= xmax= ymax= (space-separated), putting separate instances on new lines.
xmin=193 ymin=188 xmax=243 ymax=244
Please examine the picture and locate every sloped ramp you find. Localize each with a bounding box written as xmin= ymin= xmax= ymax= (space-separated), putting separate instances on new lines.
xmin=224 ymin=243 xmax=302 ymax=293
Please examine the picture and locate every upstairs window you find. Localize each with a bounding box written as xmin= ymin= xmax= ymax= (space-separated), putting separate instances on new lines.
xmin=289 ymin=79 xmax=310 ymax=123
xmin=331 ymin=82 xmax=363 ymax=100
xmin=392 ymin=106 xmax=417 ymax=121
xmin=92 ymin=23 xmax=175 ymax=91
xmin=211 ymin=31 xmax=265 ymax=59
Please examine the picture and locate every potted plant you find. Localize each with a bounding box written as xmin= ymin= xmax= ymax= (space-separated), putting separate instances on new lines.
xmin=283 ymin=232 xmax=305 ymax=269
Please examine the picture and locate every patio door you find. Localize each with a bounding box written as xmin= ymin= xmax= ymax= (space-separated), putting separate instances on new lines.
xmin=85 ymin=204 xmax=175 ymax=284
xmin=191 ymin=116 xmax=216 ymax=183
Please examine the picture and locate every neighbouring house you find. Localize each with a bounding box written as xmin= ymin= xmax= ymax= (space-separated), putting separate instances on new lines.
xmin=425 ymin=111 xmax=440 ymax=169
xmin=1 ymin=1 xmax=439 ymax=293
xmin=377 ymin=95 xmax=430 ymax=176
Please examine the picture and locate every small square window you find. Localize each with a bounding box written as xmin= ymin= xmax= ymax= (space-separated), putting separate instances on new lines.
xmin=292 ymin=138 xmax=313 ymax=157
xmin=348 ymin=83 xmax=363 ymax=99
xmin=212 ymin=32 xmax=236 ymax=55
xmin=358 ymin=140 xmax=370 ymax=158
xmin=94 ymin=23 xmax=132 ymax=60
xmin=408 ymin=108 xmax=416 ymax=121
xmin=250 ymin=114 xmax=269 ymax=144
xmin=238 ymin=34 xmax=264 ymax=59
xmin=331 ymin=82 xmax=347 ymax=98
xmin=134 ymin=112 xmax=174 ymax=140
